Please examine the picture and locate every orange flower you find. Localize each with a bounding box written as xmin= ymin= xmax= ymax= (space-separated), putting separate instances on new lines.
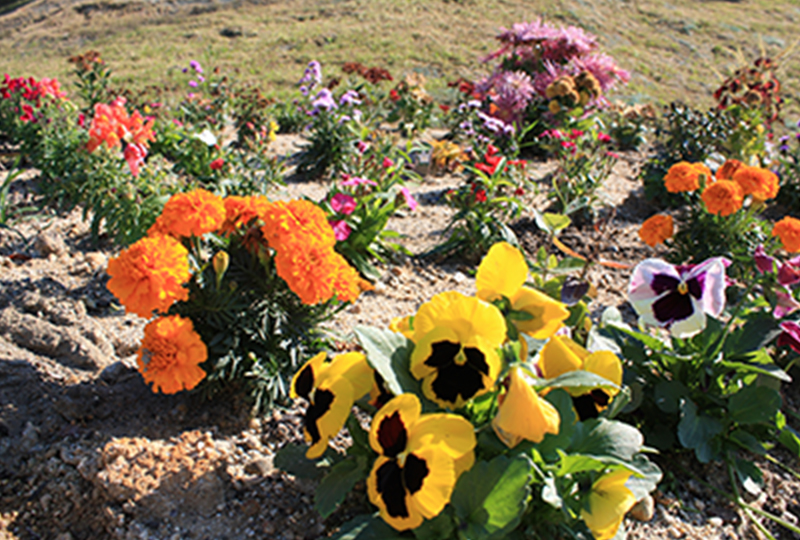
xmin=638 ymin=214 xmax=673 ymax=247
xmin=260 ymin=199 xmax=335 ymax=252
xmin=106 ymin=235 xmax=191 ymax=318
xmin=86 ymin=98 xmax=154 ymax=153
xmin=148 ymin=189 xmax=226 ymax=238
xmin=137 ymin=315 xmax=207 ymax=394
xmin=275 ymin=245 xmax=361 ymax=305
xmin=701 ymin=180 xmax=743 ymax=217
xmin=715 ymin=159 xmax=744 ymax=181
xmin=732 ymin=165 xmax=779 ymax=201
xmin=220 ymin=195 xmax=271 ymax=236
xmin=773 ymin=217 xmax=800 ymax=253
xmin=664 ymin=162 xmax=710 ymax=193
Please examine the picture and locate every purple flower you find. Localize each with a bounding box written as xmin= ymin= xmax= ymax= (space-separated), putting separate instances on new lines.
xmin=572 ymin=53 xmax=630 ymax=92
xmin=198 ymin=75 xmax=205 ymax=83
xmin=188 ymin=80 xmax=198 ymax=88
xmin=300 ymin=60 xmax=322 ymax=90
xmin=339 ymin=89 xmax=362 ymax=106
xmin=492 ymin=70 xmax=535 ymax=119
xmin=190 ymin=60 xmax=203 ymax=73
xmin=330 ymin=193 xmax=357 ymax=215
xmin=778 ymin=256 xmax=800 ymax=286
xmin=777 ymin=320 xmax=800 ymax=353
xmin=311 ymin=88 xmax=337 ymax=113
xmin=477 ymin=111 xmax=515 ymax=136
xmin=399 ymin=186 xmax=417 ymax=211
xmin=329 ymin=219 xmax=352 ymax=241
xmin=754 ymin=245 xmax=775 ymax=274
xmin=628 ymin=257 xmax=730 ymax=338
xmin=774 ymin=290 xmax=800 ymax=319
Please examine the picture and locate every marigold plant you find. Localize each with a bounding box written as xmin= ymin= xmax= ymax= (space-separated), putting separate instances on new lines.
xmin=773 ymin=216 xmax=800 ymax=253
xmin=663 ymin=161 xmax=710 ymax=193
xmin=732 ymin=164 xmax=779 ymax=201
xmin=137 ymin=315 xmax=208 ymax=394
xmin=701 ymin=179 xmax=744 ymax=216
xmin=638 ymin=214 xmax=673 ymax=247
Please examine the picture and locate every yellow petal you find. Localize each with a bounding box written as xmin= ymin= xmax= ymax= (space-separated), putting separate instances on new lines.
xmin=367 ymin=456 xmax=420 ymax=530
xmin=407 ymin=446 xmax=457 ymax=521
xmin=539 ymin=336 xmax=587 ymax=379
xmin=290 ymin=351 xmax=327 ymax=399
xmin=369 ymin=394 xmax=421 ymax=456
xmin=407 ymin=414 xmax=477 ymax=461
xmin=305 ymin=377 xmax=354 ymax=459
xmin=583 ymin=351 xmax=623 ymax=397
xmin=581 ymin=470 xmax=637 ymax=540
xmin=511 ymin=287 xmax=570 ymax=339
xmin=412 ymin=291 xmax=506 ymax=347
xmin=492 ymin=367 xmax=560 ymax=447
xmin=321 ymin=352 xmax=374 ymax=401
xmin=476 ymin=242 xmax=528 ymax=302
xmin=389 ymin=315 xmax=415 ymax=340
xmin=409 ymin=326 xmax=461 ymax=381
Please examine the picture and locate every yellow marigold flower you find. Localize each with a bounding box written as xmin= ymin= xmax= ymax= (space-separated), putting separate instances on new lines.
xmin=148 ymin=188 xmax=226 ymax=238
xmin=260 ymin=199 xmax=335 ymax=252
xmin=663 ymin=162 xmax=710 ymax=193
xmin=137 ymin=315 xmax=207 ymax=394
xmin=219 ymin=195 xmax=271 ymax=236
xmin=106 ymin=235 xmax=190 ymax=318
xmin=732 ymin=165 xmax=779 ymax=201
xmin=291 ymin=351 xmax=373 ymax=459
xmin=492 ymin=366 xmax=560 ymax=448
xmin=715 ymin=159 xmax=744 ymax=181
xmin=367 ymin=394 xmax=475 ymax=531
xmin=638 ymin=214 xmax=673 ymax=247
xmin=773 ymin=216 xmax=800 ymax=253
xmin=476 ymin=242 xmax=570 ymax=340
xmin=581 ymin=470 xmax=637 ymax=540
xmin=539 ymin=336 xmax=622 ymax=420
xmin=409 ymin=292 xmax=506 ymax=409
xmin=701 ymin=179 xmax=744 ymax=217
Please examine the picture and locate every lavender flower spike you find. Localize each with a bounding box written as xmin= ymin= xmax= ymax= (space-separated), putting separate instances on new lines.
xmin=628 ymin=257 xmax=730 ymax=338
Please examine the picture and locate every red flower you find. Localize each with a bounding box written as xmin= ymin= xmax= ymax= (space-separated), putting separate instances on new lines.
xmin=475 ymin=188 xmax=487 ymax=203
xmin=597 ymin=132 xmax=612 ymax=143
xmin=210 ymin=158 xmax=225 ymax=170
xmin=389 ymin=89 xmax=400 ymax=102
xmin=568 ymin=129 xmax=584 ymax=140
xmin=439 ymin=104 xmax=450 ymax=112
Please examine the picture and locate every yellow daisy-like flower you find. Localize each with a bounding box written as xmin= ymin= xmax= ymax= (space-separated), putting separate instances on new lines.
xmin=137 ymin=315 xmax=207 ymax=394
xmin=539 ymin=336 xmax=622 ymax=420
xmin=290 ymin=351 xmax=373 ymax=459
xmin=581 ymin=470 xmax=637 ymax=540
xmin=492 ymin=366 xmax=560 ymax=448
xmin=476 ymin=242 xmax=570 ymax=340
xmin=409 ymin=292 xmax=506 ymax=409
xmin=367 ymin=394 xmax=476 ymax=531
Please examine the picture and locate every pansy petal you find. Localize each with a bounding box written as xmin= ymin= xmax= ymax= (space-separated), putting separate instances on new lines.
xmin=668 ymin=298 xmax=707 ymax=338
xmin=409 ymin=326 xmax=461 ymax=381
xmin=476 ymin=242 xmax=528 ymax=302
xmin=412 ymin=292 xmax=506 ymax=347
xmin=628 ymin=259 xmax=680 ymax=306
xmin=367 ymin=456 xmax=419 ymax=530
xmin=290 ymin=352 xmax=327 ymax=399
xmin=407 ymin=414 xmax=477 ymax=460
xmin=581 ymin=470 xmax=636 ymax=540
xmin=582 ymin=351 xmax=623 ymax=396
xmin=369 ymin=394 xmax=421 ymax=456
xmin=492 ymin=367 xmax=560 ymax=447
xmin=539 ymin=335 xmax=586 ymax=379
xmin=687 ymin=257 xmax=729 ymax=317
xmin=510 ymin=287 xmax=570 ymax=339
xmin=406 ymin=446 xmax=457 ymax=521
xmin=305 ymin=378 xmax=354 ymax=459
xmin=321 ymin=351 xmax=374 ymax=401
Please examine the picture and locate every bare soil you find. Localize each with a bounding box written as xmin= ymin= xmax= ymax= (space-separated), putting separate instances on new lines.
xmin=0 ymin=137 xmax=798 ymax=540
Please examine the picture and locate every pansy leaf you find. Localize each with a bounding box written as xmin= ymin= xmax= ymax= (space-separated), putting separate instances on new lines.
xmin=778 ymin=425 xmax=800 ymax=458
xmin=728 ymin=386 xmax=782 ymax=425
xmin=723 ymin=313 xmax=781 ymax=355
xmin=315 ymin=456 xmax=369 ymax=518
xmin=329 ymin=514 xmax=408 ymax=540
xmin=413 ymin=507 xmax=456 ymax=540
xmin=451 ymin=455 xmax=532 ymax=540
xmin=625 ymin=455 xmax=663 ymax=501
xmin=729 ymin=429 xmax=767 ymax=456
xmin=556 ymin=451 xmax=606 ymax=476
xmin=720 ymin=352 xmax=791 ymax=383
xmin=354 ymin=325 xmax=416 ymax=396
xmin=677 ymin=399 xmax=723 ymax=463
xmin=273 ymin=443 xmax=339 ymax=480
xmin=734 ymin=457 xmax=764 ymax=496
xmin=603 ymin=386 xmax=631 ymax=420
xmin=569 ymin=418 xmax=643 ymax=462
xmin=653 ymin=380 xmax=690 ymax=414
xmin=537 ymin=389 xmax=576 ymax=458
xmin=540 ymin=370 xmax=619 ymax=396
xmin=533 ymin=210 xmax=571 ymax=235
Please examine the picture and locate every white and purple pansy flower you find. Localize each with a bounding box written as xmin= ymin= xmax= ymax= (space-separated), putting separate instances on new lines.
xmin=628 ymin=257 xmax=730 ymax=338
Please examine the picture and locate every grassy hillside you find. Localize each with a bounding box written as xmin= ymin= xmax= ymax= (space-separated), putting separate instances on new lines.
xmin=0 ymin=0 xmax=798 ymax=117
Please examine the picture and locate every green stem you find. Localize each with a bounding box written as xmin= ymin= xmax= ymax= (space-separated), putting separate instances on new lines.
xmin=706 ymin=278 xmax=757 ymax=361
xmin=763 ymin=453 xmax=800 ymax=482
xmin=726 ymin=461 xmax=780 ymax=540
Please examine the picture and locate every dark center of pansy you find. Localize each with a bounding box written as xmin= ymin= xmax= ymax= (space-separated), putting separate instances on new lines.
xmin=677 ymin=282 xmax=688 ymax=295
xmin=377 ymin=411 xmax=408 ymax=458
xmin=425 ymin=340 xmax=490 ymax=405
xmin=294 ymin=364 xmax=315 ymax=400
xmin=376 ymin=453 xmax=431 ymax=518
xmin=651 ymin=289 xmax=694 ymax=324
xmin=572 ymin=389 xmax=611 ymax=421
xmin=304 ymin=389 xmax=334 ymax=444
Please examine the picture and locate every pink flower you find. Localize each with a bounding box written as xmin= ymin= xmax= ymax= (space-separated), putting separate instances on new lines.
xmin=774 ymin=290 xmax=800 ymax=319
xmin=778 ymin=256 xmax=800 ymax=286
xmin=754 ymin=245 xmax=775 ymax=274
xmin=356 ymin=140 xmax=369 ymax=154
xmin=123 ymin=143 xmax=147 ymax=177
xmin=341 ymin=176 xmax=377 ymax=188
xmin=777 ymin=321 xmax=800 ymax=353
xmin=330 ymin=219 xmax=352 ymax=241
xmin=399 ymin=186 xmax=417 ymax=211
xmin=597 ymin=132 xmax=612 ymax=143
xmin=382 ymin=157 xmax=394 ymax=169
xmin=330 ymin=193 xmax=357 ymax=215
xmin=568 ymin=129 xmax=584 ymax=140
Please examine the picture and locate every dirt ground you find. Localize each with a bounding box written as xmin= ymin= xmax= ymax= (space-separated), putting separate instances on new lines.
xmin=0 ymin=136 xmax=798 ymax=540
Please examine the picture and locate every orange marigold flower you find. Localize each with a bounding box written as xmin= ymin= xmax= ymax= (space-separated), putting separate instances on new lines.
xmin=274 ymin=245 xmax=336 ymax=305
xmin=137 ymin=315 xmax=207 ymax=394
xmin=329 ymin=252 xmax=363 ymax=303
xmin=220 ymin=195 xmax=271 ymax=236
xmin=733 ymin=165 xmax=779 ymax=201
xmin=715 ymin=159 xmax=744 ymax=181
xmin=664 ymin=162 xmax=710 ymax=193
xmin=773 ymin=217 xmax=800 ymax=253
xmin=701 ymin=180 xmax=743 ymax=217
xmin=148 ymin=189 xmax=226 ymax=238
xmin=260 ymin=199 xmax=335 ymax=252
xmin=106 ymin=235 xmax=190 ymax=318
xmin=638 ymin=214 xmax=674 ymax=247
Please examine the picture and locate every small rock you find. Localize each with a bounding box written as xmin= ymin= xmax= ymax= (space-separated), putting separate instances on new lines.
xmin=55 ymin=533 xmax=73 ymax=540
xmin=452 ymin=271 xmax=468 ymax=284
xmin=244 ymin=457 xmax=274 ymax=476
xmin=99 ymin=358 xmax=137 ymax=384
xmin=34 ymin=230 xmax=68 ymax=257
xmin=694 ymin=499 xmax=705 ymax=512
xmin=220 ymin=26 xmax=243 ymax=37
xmin=630 ymin=494 xmax=655 ymax=522
xmin=708 ymin=516 xmax=723 ymax=527
xmin=20 ymin=421 xmax=39 ymax=450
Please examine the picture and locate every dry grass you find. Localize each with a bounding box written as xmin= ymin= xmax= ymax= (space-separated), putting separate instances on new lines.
xmin=0 ymin=0 xmax=799 ymax=117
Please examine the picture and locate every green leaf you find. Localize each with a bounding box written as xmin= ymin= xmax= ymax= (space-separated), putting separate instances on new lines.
xmin=728 ymin=386 xmax=782 ymax=425
xmin=451 ymin=455 xmax=532 ymax=540
xmin=723 ymin=313 xmax=781 ymax=355
xmin=778 ymin=426 xmax=800 ymax=458
xmin=625 ymin=455 xmax=663 ymax=501
xmin=557 ymin=452 xmax=607 ymax=476
xmin=653 ymin=380 xmax=689 ymax=414
xmin=728 ymin=429 xmax=767 ymax=456
xmin=273 ymin=443 xmax=332 ymax=480
xmin=315 ymin=456 xmax=369 ymax=518
xmin=540 ymin=370 xmax=619 ymax=396
xmin=533 ymin=210 xmax=571 ymax=235
xmin=677 ymin=399 xmax=723 ymax=463
xmin=734 ymin=457 xmax=764 ymax=496
xmin=354 ymin=325 xmax=416 ymax=396
xmin=413 ymin=508 xmax=456 ymax=540
xmin=720 ymin=352 xmax=792 ymax=383
xmin=537 ymin=389 xmax=576 ymax=458
xmin=570 ymin=418 xmax=644 ymax=462
xmin=330 ymin=514 xmax=408 ymax=540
